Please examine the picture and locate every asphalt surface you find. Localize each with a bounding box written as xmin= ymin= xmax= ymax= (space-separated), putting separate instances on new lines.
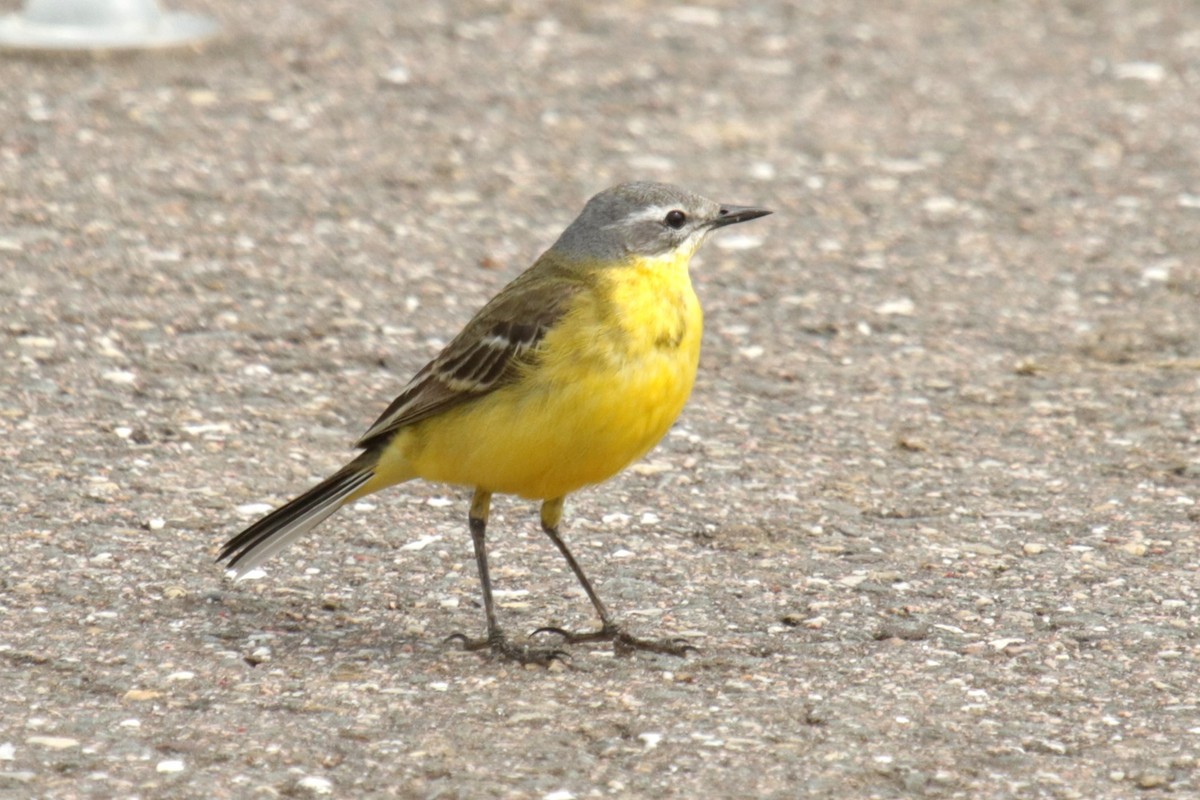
xmin=3 ymin=1 xmax=1200 ymax=797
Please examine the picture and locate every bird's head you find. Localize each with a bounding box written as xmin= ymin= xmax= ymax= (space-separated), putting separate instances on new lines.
xmin=551 ymin=182 xmax=771 ymax=265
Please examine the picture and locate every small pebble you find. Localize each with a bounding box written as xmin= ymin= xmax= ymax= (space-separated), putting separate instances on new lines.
xmin=383 ymin=65 xmax=412 ymax=85
xmin=923 ymin=196 xmax=959 ymax=215
xmin=156 ymin=759 xmax=185 ymax=773
xmin=27 ymin=736 xmax=78 ymax=750
xmin=714 ymin=234 xmax=765 ymax=251
xmin=400 ymin=535 xmax=441 ymax=551
xmin=639 ymin=732 xmax=663 ymax=749
xmin=1136 ymin=772 xmax=1169 ymax=789
xmin=1113 ymin=61 xmax=1165 ymax=82
xmin=874 ymin=298 xmax=916 ymax=316
xmin=101 ymin=370 xmax=137 ymax=385
xmin=297 ymin=775 xmax=333 ymax=795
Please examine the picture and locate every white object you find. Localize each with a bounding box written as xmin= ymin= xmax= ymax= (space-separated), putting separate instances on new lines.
xmin=0 ymin=0 xmax=218 ymax=51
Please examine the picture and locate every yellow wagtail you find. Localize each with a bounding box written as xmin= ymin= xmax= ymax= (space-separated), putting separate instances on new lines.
xmin=219 ymin=182 xmax=771 ymax=662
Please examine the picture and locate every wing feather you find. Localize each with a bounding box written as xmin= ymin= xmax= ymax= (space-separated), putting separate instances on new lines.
xmin=354 ymin=266 xmax=582 ymax=450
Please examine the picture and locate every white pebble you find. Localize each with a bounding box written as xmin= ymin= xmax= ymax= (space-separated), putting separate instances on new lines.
xmin=714 ymin=233 xmax=764 ymax=251
xmin=1113 ymin=61 xmax=1165 ymax=82
xmin=668 ymin=6 xmax=720 ymax=26
xmin=1141 ymin=264 xmax=1171 ymax=283
xmin=988 ymin=638 xmax=1025 ymax=651
xmin=749 ymin=161 xmax=776 ymax=180
xmin=0 ymin=743 xmax=14 ymax=760
xmin=27 ymin=736 xmax=78 ymax=750
xmin=235 ymin=503 xmax=274 ymax=517
xmin=922 ymin=196 xmax=959 ymax=215
xmin=400 ymin=535 xmax=442 ymax=551
xmin=638 ymin=732 xmax=663 ymax=749
xmin=874 ymin=298 xmax=916 ymax=316
xmin=383 ymin=65 xmax=412 ymax=85
xmin=156 ymin=759 xmax=185 ymax=773
xmin=543 ymin=791 xmax=576 ymax=800
xmin=146 ymin=249 xmax=183 ymax=263
xmin=297 ymin=775 xmax=333 ymax=794
xmin=102 ymin=370 xmax=138 ymax=385
xmin=627 ymin=154 xmax=675 ymax=172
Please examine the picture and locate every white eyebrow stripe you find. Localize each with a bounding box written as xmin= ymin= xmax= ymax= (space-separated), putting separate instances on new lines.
xmin=626 ymin=205 xmax=676 ymax=222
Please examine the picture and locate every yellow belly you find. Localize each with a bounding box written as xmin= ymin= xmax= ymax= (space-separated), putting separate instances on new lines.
xmin=373 ymin=258 xmax=703 ymax=499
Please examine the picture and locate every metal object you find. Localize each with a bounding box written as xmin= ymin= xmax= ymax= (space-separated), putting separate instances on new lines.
xmin=0 ymin=0 xmax=218 ymax=51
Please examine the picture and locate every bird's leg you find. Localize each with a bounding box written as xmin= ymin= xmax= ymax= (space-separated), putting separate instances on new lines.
xmin=533 ymin=497 xmax=694 ymax=657
xmin=445 ymin=489 xmax=567 ymax=665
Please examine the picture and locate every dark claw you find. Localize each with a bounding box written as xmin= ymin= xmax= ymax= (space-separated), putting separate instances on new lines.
xmin=533 ymin=623 xmax=696 ymax=657
xmin=444 ymin=631 xmax=489 ymax=651
xmin=613 ymin=631 xmax=696 ymax=658
xmin=532 ymin=625 xmax=572 ymax=638
xmin=445 ymin=629 xmax=569 ymax=665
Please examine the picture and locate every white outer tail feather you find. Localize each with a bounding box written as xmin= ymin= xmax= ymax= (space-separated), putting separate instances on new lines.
xmin=221 ymin=466 xmax=373 ymax=575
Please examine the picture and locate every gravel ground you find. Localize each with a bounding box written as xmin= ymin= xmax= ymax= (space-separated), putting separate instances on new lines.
xmin=3 ymin=1 xmax=1200 ymax=797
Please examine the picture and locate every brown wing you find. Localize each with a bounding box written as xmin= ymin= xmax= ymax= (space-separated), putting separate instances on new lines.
xmin=354 ymin=268 xmax=581 ymax=451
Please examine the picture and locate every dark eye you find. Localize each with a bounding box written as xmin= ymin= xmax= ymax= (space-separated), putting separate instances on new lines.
xmin=664 ymin=209 xmax=687 ymax=229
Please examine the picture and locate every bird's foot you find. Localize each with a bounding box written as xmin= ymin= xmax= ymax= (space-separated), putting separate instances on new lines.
xmin=534 ymin=622 xmax=696 ymax=657
xmin=445 ymin=629 xmax=568 ymax=666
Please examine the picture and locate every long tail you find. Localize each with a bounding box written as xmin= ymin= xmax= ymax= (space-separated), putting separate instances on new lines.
xmin=218 ymin=457 xmax=376 ymax=576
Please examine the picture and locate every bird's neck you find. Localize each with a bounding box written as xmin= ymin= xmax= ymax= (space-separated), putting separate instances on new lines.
xmin=600 ymin=251 xmax=702 ymax=354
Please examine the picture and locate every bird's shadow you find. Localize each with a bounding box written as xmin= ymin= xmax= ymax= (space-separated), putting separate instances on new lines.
xmin=201 ymin=588 xmax=429 ymax=667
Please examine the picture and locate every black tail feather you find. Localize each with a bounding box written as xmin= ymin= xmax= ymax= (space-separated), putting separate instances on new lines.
xmin=218 ymin=461 xmax=375 ymax=574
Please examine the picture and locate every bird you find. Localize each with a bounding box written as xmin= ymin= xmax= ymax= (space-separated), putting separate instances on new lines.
xmin=218 ymin=182 xmax=771 ymax=663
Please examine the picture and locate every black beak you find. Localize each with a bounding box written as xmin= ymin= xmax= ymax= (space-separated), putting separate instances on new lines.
xmin=711 ymin=204 xmax=773 ymax=228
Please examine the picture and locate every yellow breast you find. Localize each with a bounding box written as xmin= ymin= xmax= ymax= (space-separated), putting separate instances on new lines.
xmin=389 ymin=253 xmax=703 ymax=499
